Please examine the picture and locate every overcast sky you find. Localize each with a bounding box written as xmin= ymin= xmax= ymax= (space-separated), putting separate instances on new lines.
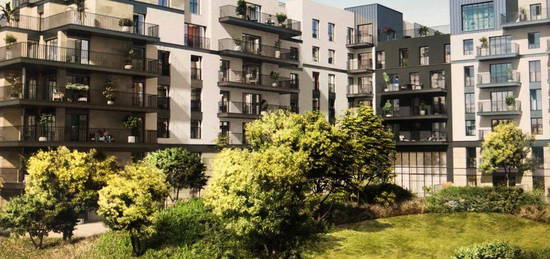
xmin=284 ymin=0 xmax=450 ymax=27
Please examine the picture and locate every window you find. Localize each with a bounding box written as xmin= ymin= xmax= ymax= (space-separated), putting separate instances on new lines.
xmin=312 ymin=97 xmax=320 ymax=111
xmin=490 ymin=63 xmax=513 ymax=83
xmin=290 ymin=47 xmax=299 ymax=60
xmin=409 ymin=73 xmax=420 ymax=88
xmin=328 ymin=23 xmax=335 ymax=41
xmin=191 ymin=88 xmax=201 ymax=112
xmin=191 ymin=55 xmax=202 ymax=80
xmin=158 ymin=0 xmax=169 ymax=7
xmin=533 ymin=147 xmax=544 ymax=169
xmin=530 ymin=89 xmax=542 ymax=111
xmin=220 ymin=121 xmax=230 ymax=136
xmin=462 ymin=2 xmax=495 ymax=32
xmin=464 ymin=66 xmax=474 ymax=87
xmin=290 ymin=73 xmax=299 ymax=89
xmin=313 ymin=72 xmax=320 ymax=90
xmin=399 ymin=48 xmax=409 ymax=67
xmin=444 ymin=44 xmax=451 ymax=63
xmin=530 ymin=4 xmax=542 ymax=20
xmin=465 ymin=93 xmax=475 ymax=114
xmin=328 ymin=74 xmax=335 ymax=93
xmin=328 ymin=49 xmax=335 ymax=64
xmin=190 ymin=120 xmax=201 ymax=139
xmin=531 ymin=118 xmax=543 ymax=135
xmin=312 ymin=46 xmax=319 ymax=62
xmin=528 ymin=32 xmax=540 ymax=49
xmin=431 ymin=71 xmax=445 ymax=89
xmin=529 ymin=60 xmax=541 ymax=82
xmin=358 ymin=52 xmax=372 ymax=69
xmin=465 ymin=120 xmax=476 ymax=136
xmin=376 ymin=51 xmax=385 ymax=69
xmin=189 ymin=0 xmax=199 ymax=14
xmin=157 ymin=116 xmax=169 ymax=138
xmin=312 ymin=19 xmax=319 ymax=38
xmin=420 ymin=46 xmax=429 ymax=65
xmin=490 ymin=91 xmax=514 ymax=112
xmin=158 ymin=51 xmax=170 ymax=76
xmin=466 ymin=147 xmax=477 ymax=168
xmin=185 ymin=23 xmax=207 ymax=48
xmin=463 ymin=39 xmax=474 ymax=55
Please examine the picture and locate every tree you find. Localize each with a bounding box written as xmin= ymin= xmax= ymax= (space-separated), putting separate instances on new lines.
xmin=144 ymin=148 xmax=207 ymax=200
xmin=205 ymin=146 xmax=316 ymax=257
xmin=479 ymin=122 xmax=533 ymax=187
xmin=1 ymin=194 xmax=53 ymax=249
xmin=337 ymin=106 xmax=396 ymax=203
xmin=25 ymin=147 xmax=119 ymax=240
xmin=97 ymin=163 xmax=169 ymax=256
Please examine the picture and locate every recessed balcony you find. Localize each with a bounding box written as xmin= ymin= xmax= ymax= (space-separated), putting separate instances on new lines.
xmin=347 ymin=60 xmax=373 ymax=74
xmin=476 ymin=43 xmax=519 ymax=61
xmin=477 ymin=71 xmax=521 ymax=88
xmin=218 ymin=101 xmax=289 ymax=119
xmin=0 ymin=43 xmax=160 ymax=77
xmin=347 ymin=84 xmax=373 ymax=98
xmin=381 ymin=84 xmax=447 ymax=96
xmin=501 ymin=10 xmax=550 ymax=29
xmin=477 ymin=100 xmax=522 ymax=116
xmin=218 ymin=70 xmax=299 ymax=94
xmin=395 ymin=130 xmax=448 ymax=146
xmin=218 ymin=5 xmax=301 ymax=39
xmin=383 ymin=104 xmax=448 ymax=121
xmin=218 ymin=39 xmax=299 ymax=67
xmin=346 ymin=34 xmax=374 ymax=49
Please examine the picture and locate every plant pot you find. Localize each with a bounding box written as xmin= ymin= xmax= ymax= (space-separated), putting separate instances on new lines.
xmin=275 ymin=50 xmax=281 ymax=58
xmin=507 ymin=105 xmax=514 ymax=111
xmin=6 ymin=50 xmax=13 ymax=59
xmin=39 ymin=136 xmax=48 ymax=142
xmin=234 ymin=45 xmax=242 ymax=51
xmin=107 ymin=100 xmax=114 ymax=105
xmin=128 ymin=136 xmax=136 ymax=143
xmin=272 ymin=82 xmax=278 ymax=87
xmin=121 ymin=26 xmax=131 ymax=32
xmin=385 ymin=114 xmax=392 ymax=117
xmin=124 ymin=64 xmax=133 ymax=70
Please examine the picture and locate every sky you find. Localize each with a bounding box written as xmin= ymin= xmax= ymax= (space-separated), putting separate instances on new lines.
xmin=284 ymin=0 xmax=450 ymax=27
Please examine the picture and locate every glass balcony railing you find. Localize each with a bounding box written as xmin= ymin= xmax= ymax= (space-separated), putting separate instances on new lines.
xmin=395 ymin=130 xmax=447 ymax=143
xmin=219 ymin=5 xmax=301 ymax=32
xmin=346 ymin=34 xmax=374 ymax=46
xmin=218 ymin=101 xmax=289 ymax=115
xmin=218 ymin=38 xmax=299 ymax=62
xmin=477 ymin=43 xmax=519 ymax=58
xmin=478 ymin=100 xmax=521 ymax=113
xmin=347 ymin=84 xmax=373 ymax=95
xmin=347 ymin=59 xmax=373 ymax=71
xmin=501 ymin=9 xmax=550 ymax=25
xmin=219 ymin=70 xmax=296 ymax=90
xmin=477 ymin=71 xmax=520 ymax=85
xmin=384 ymin=104 xmax=447 ymax=118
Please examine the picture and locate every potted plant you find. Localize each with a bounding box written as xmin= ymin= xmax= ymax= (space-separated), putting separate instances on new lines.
xmin=124 ymin=48 xmax=134 ymax=69
xmin=479 ymin=37 xmax=488 ymax=48
xmin=4 ymin=34 xmax=17 ymax=59
xmin=418 ymin=26 xmax=430 ymax=37
xmin=38 ymin=114 xmax=54 ymax=142
xmin=233 ymin=39 xmax=242 ymax=51
xmin=274 ymin=40 xmax=281 ymax=58
xmin=383 ymin=72 xmax=391 ymax=92
xmin=270 ymin=71 xmax=280 ymax=87
xmin=383 ymin=101 xmax=393 ymax=117
xmin=505 ymin=96 xmax=516 ymax=110
xmin=0 ymin=2 xmax=16 ymax=26
xmin=66 ymin=83 xmax=89 ymax=102
xmin=419 ymin=102 xmax=427 ymax=116
xmin=5 ymin=72 xmax=21 ymax=99
xmin=518 ymin=8 xmax=527 ymax=22
xmin=276 ymin=13 xmax=287 ymax=27
xmin=119 ymin=18 xmax=133 ymax=32
xmin=102 ymin=79 xmax=116 ymax=105
xmin=236 ymin=0 xmax=247 ymax=19
xmin=123 ymin=115 xmax=141 ymax=143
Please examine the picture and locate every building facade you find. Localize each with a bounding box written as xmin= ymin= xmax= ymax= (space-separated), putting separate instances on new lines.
xmin=450 ymin=0 xmax=550 ymax=196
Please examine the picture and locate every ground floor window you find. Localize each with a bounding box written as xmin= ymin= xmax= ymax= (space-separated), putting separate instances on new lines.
xmin=393 ymin=151 xmax=447 ymax=196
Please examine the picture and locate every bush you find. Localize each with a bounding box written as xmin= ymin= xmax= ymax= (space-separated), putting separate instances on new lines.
xmin=362 ymin=183 xmax=414 ymax=206
xmin=427 ymin=187 xmax=544 ymax=214
xmin=452 ymin=242 xmax=521 ymax=259
xmin=516 ymin=205 xmax=550 ymax=224
xmin=329 ymin=199 xmax=427 ymax=225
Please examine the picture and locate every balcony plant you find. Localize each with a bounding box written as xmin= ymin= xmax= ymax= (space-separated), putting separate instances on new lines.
xmin=102 ymin=79 xmax=116 ymax=105
xmin=274 ymin=40 xmax=281 ymax=58
xmin=38 ymin=114 xmax=54 ymax=142
xmin=236 ymin=0 xmax=247 ymax=19
xmin=383 ymin=72 xmax=391 ymax=92
xmin=0 ymin=2 xmax=16 ymax=25
xmin=5 ymin=72 xmax=22 ymax=99
xmin=123 ymin=115 xmax=141 ymax=143
xmin=276 ymin=13 xmax=287 ymax=27
xmin=119 ymin=18 xmax=133 ymax=32
xmin=479 ymin=37 xmax=488 ymax=48
xmin=418 ymin=26 xmax=430 ymax=37
xmin=233 ymin=39 xmax=242 ymax=51
xmin=125 ymin=48 xmax=134 ymax=69
xmin=383 ymin=101 xmax=393 ymax=117
xmin=505 ymin=96 xmax=516 ymax=110
xmin=4 ymin=34 xmax=16 ymax=59
xmin=419 ymin=101 xmax=427 ymax=116
xmin=270 ymin=71 xmax=280 ymax=87
xmin=518 ymin=8 xmax=527 ymax=22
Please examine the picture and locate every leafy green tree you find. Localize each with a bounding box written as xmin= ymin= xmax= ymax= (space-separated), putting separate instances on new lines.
xmin=1 ymin=194 xmax=53 ymax=249
xmin=98 ymin=162 xmax=169 ymax=256
xmin=479 ymin=122 xmax=533 ymax=187
xmin=25 ymin=147 xmax=119 ymax=240
xmin=205 ymin=146 xmax=315 ymax=257
xmin=144 ymin=147 xmax=207 ymax=200
xmin=337 ymin=106 xmax=396 ymax=203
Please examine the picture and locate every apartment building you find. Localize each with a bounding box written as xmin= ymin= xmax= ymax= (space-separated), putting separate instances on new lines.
xmin=450 ymin=0 xmax=550 ymax=196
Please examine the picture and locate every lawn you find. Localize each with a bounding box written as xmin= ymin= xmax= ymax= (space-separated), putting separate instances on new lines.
xmin=305 ymin=213 xmax=550 ymax=259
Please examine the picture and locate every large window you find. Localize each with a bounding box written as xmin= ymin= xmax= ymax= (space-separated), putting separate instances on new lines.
xmin=312 ymin=19 xmax=319 ymax=38
xmin=528 ymin=32 xmax=540 ymax=49
xmin=465 ymin=120 xmax=476 ymax=136
xmin=490 ymin=91 xmax=514 ymax=111
xmin=466 ymin=147 xmax=477 ymax=168
xmin=530 ymin=89 xmax=542 ymax=111
xmin=420 ymin=46 xmax=430 ymax=65
xmin=532 ymin=146 xmax=544 ymax=168
xmin=465 ymin=93 xmax=475 ymax=114
xmin=328 ymin=23 xmax=335 ymax=41
xmin=490 ymin=63 xmax=512 ymax=83
xmin=529 ymin=60 xmax=541 ymax=82
xmin=531 ymin=118 xmax=543 ymax=135
xmin=189 ymin=0 xmax=200 ymax=14
xmin=463 ymin=39 xmax=474 ymax=55
xmin=431 ymin=71 xmax=445 ymax=89
xmin=464 ymin=66 xmax=474 ymax=87
xmin=399 ymin=48 xmax=409 ymax=67
xmin=462 ymin=2 xmax=495 ymax=32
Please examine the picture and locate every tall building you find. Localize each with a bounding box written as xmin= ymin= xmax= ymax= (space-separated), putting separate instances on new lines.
xmin=450 ymin=0 xmax=549 ymax=196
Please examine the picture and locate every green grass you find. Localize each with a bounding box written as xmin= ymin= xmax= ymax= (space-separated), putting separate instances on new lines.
xmin=305 ymin=213 xmax=550 ymax=259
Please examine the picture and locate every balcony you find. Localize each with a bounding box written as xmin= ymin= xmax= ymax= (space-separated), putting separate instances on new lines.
xmin=218 ymin=101 xmax=289 ymax=119
xmin=218 ymin=70 xmax=298 ymax=94
xmin=0 ymin=14 xmax=41 ymax=31
xmin=346 ymin=34 xmax=374 ymax=48
xmin=184 ymin=35 xmax=210 ymax=50
xmin=479 ymin=129 xmax=492 ymax=140
xmin=218 ymin=39 xmax=299 ymax=66
xmin=477 ymin=71 xmax=521 ymax=88
xmin=501 ymin=9 xmax=550 ymax=29
xmin=0 ymin=126 xmax=157 ymax=148
xmin=347 ymin=60 xmax=373 ymax=74
xmin=0 ymin=43 xmax=160 ymax=77
xmin=0 ymin=86 xmax=161 ymax=112
xmin=395 ymin=130 xmax=448 ymax=146
xmin=218 ymin=132 xmax=246 ymax=146
xmin=381 ymin=84 xmax=447 ymax=96
xmin=383 ymin=104 xmax=448 ymax=120
xmin=347 ymin=84 xmax=373 ymax=98
xmin=41 ymin=10 xmax=159 ymax=41
xmin=218 ymin=5 xmax=301 ymax=39
xmin=476 ymin=43 xmax=519 ymax=61
xmin=477 ymin=100 xmax=522 ymax=116
xmin=0 ymin=167 xmax=24 ymax=184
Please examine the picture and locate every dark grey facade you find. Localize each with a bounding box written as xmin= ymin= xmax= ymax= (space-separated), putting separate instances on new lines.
xmin=345 ymin=4 xmax=404 ymax=43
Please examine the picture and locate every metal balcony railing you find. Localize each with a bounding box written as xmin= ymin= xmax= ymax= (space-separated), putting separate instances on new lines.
xmin=219 ymin=5 xmax=301 ymax=31
xmin=501 ymin=9 xmax=550 ymax=24
xmin=218 ymin=38 xmax=299 ymax=62
xmin=0 ymin=14 xmax=41 ymax=30
xmin=191 ymin=68 xmax=202 ymax=80
xmin=0 ymin=167 xmax=24 ymax=183
xmin=478 ymin=100 xmax=521 ymax=113
xmin=395 ymin=130 xmax=447 ymax=143
xmin=347 ymin=84 xmax=373 ymax=95
xmin=384 ymin=104 xmax=447 ymax=117
xmin=218 ymin=101 xmax=289 ymax=115
xmin=219 ymin=70 xmax=296 ymax=90
xmin=0 ymin=43 xmax=160 ymax=74
xmin=346 ymin=33 xmax=374 ymax=45
xmin=477 ymin=71 xmax=520 ymax=85
xmin=184 ymin=35 xmax=210 ymax=49
xmin=42 ymin=10 xmax=159 ymax=37
xmin=477 ymin=43 xmax=519 ymax=58
xmin=347 ymin=59 xmax=373 ymax=70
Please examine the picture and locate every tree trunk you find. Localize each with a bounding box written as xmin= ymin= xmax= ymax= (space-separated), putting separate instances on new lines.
xmin=130 ymin=231 xmax=143 ymax=256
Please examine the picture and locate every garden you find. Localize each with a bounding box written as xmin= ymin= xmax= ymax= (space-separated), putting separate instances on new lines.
xmin=0 ymin=107 xmax=548 ymax=259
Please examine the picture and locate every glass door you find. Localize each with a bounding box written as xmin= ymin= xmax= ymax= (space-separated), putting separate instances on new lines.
xmin=243 ymin=93 xmax=261 ymax=115
xmin=133 ymin=80 xmax=145 ymax=107
xmin=243 ymin=63 xmax=260 ymax=84
xmin=26 ymin=78 xmax=37 ymax=100
xmin=133 ymin=13 xmax=145 ymax=35
xmin=220 ymin=91 xmax=230 ymax=113
xmin=66 ymin=112 xmax=88 ymax=142
xmin=73 ymin=39 xmax=89 ymax=64
xmin=242 ymin=35 xmax=261 ymax=55
xmin=45 ymin=38 xmax=58 ymax=61
xmin=219 ymin=60 xmax=230 ymax=82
